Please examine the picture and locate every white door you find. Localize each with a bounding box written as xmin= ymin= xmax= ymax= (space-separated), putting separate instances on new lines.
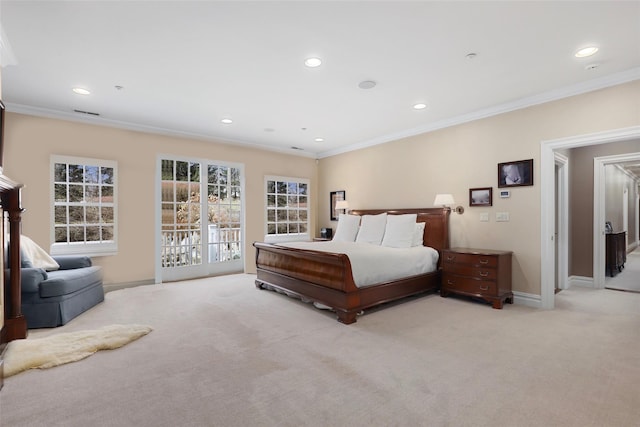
xmin=158 ymin=158 xmax=244 ymax=282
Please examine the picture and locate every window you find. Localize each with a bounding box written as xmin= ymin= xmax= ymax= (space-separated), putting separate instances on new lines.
xmin=51 ymin=155 xmax=117 ymax=256
xmin=265 ymin=176 xmax=309 ymax=242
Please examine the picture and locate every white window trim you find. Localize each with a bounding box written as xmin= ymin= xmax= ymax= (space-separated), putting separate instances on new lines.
xmin=50 ymin=155 xmax=118 ymax=257
xmin=264 ymin=175 xmax=310 ymax=243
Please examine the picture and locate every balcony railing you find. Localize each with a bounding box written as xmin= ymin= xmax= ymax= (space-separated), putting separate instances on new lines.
xmin=161 ymin=225 xmax=241 ymax=267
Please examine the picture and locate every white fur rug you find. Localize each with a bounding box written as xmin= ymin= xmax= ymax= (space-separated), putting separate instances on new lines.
xmin=3 ymin=324 xmax=152 ymax=377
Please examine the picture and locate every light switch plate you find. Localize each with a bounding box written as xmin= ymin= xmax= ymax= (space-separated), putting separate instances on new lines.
xmin=479 ymin=212 xmax=489 ymax=222
xmin=496 ymin=212 xmax=510 ymax=222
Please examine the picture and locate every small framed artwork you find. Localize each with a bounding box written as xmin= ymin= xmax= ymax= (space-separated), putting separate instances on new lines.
xmin=330 ymin=190 xmax=346 ymax=221
xmin=500 ymin=189 xmax=510 ymax=198
xmin=498 ymin=159 xmax=533 ymax=188
xmin=469 ymin=187 xmax=492 ymax=207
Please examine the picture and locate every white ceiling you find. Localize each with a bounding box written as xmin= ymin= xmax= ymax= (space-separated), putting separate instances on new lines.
xmin=1 ymin=1 xmax=639 ymax=159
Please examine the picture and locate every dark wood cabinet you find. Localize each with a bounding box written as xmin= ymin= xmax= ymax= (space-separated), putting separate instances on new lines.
xmin=441 ymin=247 xmax=513 ymax=309
xmin=605 ymin=232 xmax=626 ymax=277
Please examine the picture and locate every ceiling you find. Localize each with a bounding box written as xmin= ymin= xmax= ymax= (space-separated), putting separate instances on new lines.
xmin=1 ymin=1 xmax=639 ymax=159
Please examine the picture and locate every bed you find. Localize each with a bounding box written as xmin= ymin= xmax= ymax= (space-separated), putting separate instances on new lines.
xmin=253 ymin=208 xmax=450 ymax=324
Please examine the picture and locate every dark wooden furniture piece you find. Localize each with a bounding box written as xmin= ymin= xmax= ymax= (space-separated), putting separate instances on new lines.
xmin=605 ymin=231 xmax=626 ymax=277
xmin=0 ymin=174 xmax=26 ymax=390
xmin=441 ymin=247 xmax=513 ymax=309
xmin=254 ymin=208 xmax=450 ymax=324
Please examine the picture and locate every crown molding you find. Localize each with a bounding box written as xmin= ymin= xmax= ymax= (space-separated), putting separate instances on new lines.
xmin=317 ymin=67 xmax=640 ymax=159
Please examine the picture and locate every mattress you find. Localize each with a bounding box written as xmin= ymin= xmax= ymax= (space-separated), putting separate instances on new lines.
xmin=277 ymin=241 xmax=439 ymax=288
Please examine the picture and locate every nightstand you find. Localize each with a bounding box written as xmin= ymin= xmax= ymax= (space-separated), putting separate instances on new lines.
xmin=441 ymin=248 xmax=513 ymax=309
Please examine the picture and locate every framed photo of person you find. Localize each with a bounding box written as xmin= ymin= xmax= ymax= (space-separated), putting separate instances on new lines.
xmin=469 ymin=187 xmax=492 ymax=207
xmin=498 ymin=159 xmax=533 ymax=188
xmin=330 ymin=190 xmax=346 ymax=221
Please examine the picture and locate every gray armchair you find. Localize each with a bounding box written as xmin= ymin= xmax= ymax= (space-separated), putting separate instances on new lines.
xmin=21 ymin=255 xmax=104 ymax=328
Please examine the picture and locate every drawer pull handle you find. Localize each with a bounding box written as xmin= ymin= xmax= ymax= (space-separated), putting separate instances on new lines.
xmin=446 ymin=255 xmax=455 ymax=261
xmin=479 ymin=285 xmax=489 ymax=291
xmin=479 ymin=271 xmax=489 ymax=277
xmin=479 ymin=259 xmax=489 ymax=265
xmin=447 ymin=280 xmax=455 ymax=285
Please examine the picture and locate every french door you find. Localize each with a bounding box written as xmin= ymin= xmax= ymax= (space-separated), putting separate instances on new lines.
xmin=157 ymin=157 xmax=244 ymax=282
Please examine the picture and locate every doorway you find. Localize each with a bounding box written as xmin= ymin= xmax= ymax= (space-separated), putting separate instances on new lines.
xmin=540 ymin=126 xmax=640 ymax=309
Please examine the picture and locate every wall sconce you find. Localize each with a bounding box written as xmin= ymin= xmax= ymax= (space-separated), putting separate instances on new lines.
xmin=434 ymin=193 xmax=464 ymax=214
xmin=335 ymin=199 xmax=349 ymax=214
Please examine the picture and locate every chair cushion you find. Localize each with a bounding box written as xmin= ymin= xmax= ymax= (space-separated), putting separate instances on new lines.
xmin=39 ymin=266 xmax=103 ymax=298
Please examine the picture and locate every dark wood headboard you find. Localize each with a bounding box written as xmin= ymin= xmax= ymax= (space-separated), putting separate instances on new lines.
xmin=348 ymin=208 xmax=451 ymax=255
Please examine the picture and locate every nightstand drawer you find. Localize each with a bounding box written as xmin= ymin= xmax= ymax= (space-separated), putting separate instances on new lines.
xmin=442 ymin=253 xmax=498 ymax=268
xmin=442 ymin=273 xmax=497 ymax=295
xmin=443 ymin=264 xmax=497 ymax=280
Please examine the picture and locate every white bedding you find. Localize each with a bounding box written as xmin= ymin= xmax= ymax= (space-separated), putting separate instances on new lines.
xmin=277 ymin=241 xmax=439 ymax=288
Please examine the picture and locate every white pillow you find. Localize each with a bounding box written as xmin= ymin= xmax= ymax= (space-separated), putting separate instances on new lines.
xmin=412 ymin=222 xmax=426 ymax=247
xmin=21 ymin=235 xmax=60 ymax=271
xmin=355 ymin=213 xmax=387 ymax=245
xmin=332 ymin=214 xmax=361 ymax=242
xmin=381 ymin=214 xmax=417 ymax=248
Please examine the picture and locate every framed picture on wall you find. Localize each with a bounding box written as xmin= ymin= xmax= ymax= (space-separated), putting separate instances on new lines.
xmin=469 ymin=187 xmax=492 ymax=206
xmin=498 ymin=159 xmax=533 ymax=188
xmin=330 ymin=190 xmax=346 ymax=221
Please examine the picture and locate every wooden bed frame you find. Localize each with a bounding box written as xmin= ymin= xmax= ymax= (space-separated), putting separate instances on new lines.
xmin=254 ymin=208 xmax=450 ymax=324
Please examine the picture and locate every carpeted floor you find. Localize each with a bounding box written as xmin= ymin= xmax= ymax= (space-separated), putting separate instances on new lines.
xmin=605 ymin=249 xmax=640 ymax=292
xmin=2 ymin=274 xmax=640 ymax=426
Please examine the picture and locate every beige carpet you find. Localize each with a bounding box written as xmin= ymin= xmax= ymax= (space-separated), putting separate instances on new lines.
xmin=3 ymin=324 xmax=152 ymax=377
xmin=2 ymin=274 xmax=640 ymax=427
xmin=605 ymin=248 xmax=640 ymax=292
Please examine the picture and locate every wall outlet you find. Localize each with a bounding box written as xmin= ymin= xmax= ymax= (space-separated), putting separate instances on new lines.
xmin=479 ymin=212 xmax=489 ymax=222
xmin=496 ymin=212 xmax=510 ymax=222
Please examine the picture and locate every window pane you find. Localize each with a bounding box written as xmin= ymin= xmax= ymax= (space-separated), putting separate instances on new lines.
xmin=176 ymin=182 xmax=189 ymax=202
xmin=54 ymin=163 xmax=67 ymax=182
xmin=69 ymin=184 xmax=83 ymax=202
xmin=86 ymin=226 xmax=101 ymax=241
xmin=85 ymin=166 xmax=99 ymax=183
xmin=102 ymin=226 xmax=114 ymax=240
xmin=190 ymin=162 xmax=200 ymax=182
xmin=54 ymin=206 xmax=67 ymax=224
xmin=219 ymin=167 xmax=228 ymax=185
xmin=55 ymin=227 xmax=68 ymax=243
xmin=101 ymin=167 xmax=114 ymax=184
xmin=69 ymin=164 xmax=84 ymax=182
xmin=101 ymin=207 xmax=114 ymax=223
xmin=289 ymin=210 xmax=299 ymax=221
xmin=86 ymin=185 xmax=100 ymax=202
xmin=267 ymin=180 xmax=275 ymax=193
xmin=267 ymin=224 xmax=276 ymax=234
xmin=86 ymin=206 xmax=99 ymax=223
xmin=299 ymin=195 xmax=308 ymax=208
xmin=267 ymin=195 xmax=275 ymax=207
xmin=277 ymin=195 xmax=287 ymax=207
xmin=231 ymin=168 xmax=240 ymax=186
xmin=299 ymin=183 xmax=308 ymax=195
xmin=162 ymin=203 xmax=174 ymax=224
xmin=69 ymin=226 xmax=85 ymax=242
xmin=277 ymin=224 xmax=287 ymax=234
xmin=161 ymin=160 xmax=174 ymax=180
xmin=299 ymin=210 xmax=308 ymax=221
xmin=101 ymin=186 xmax=114 ymax=203
xmin=162 ymin=183 xmax=174 ymax=202
xmin=288 ymin=195 xmax=298 ymax=207
xmin=289 ymin=223 xmax=299 ymax=233
xmin=69 ymin=206 xmax=84 ymax=223
xmin=288 ymin=182 xmax=297 ymax=194
xmin=176 ymin=161 xmax=189 ymax=181
xmin=55 ymin=184 xmax=67 ymax=202
xmin=267 ymin=209 xmax=275 ymax=222
xmin=277 ymin=209 xmax=287 ymax=221
xmin=277 ymin=181 xmax=287 ymax=193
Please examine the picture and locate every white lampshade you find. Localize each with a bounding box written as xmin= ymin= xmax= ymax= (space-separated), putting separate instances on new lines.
xmin=433 ymin=194 xmax=455 ymax=207
xmin=335 ymin=200 xmax=349 ymax=210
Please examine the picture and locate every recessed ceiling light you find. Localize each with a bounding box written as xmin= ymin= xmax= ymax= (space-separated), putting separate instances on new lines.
xmin=72 ymin=87 xmax=91 ymax=95
xmin=315 ymin=137 xmax=324 ymax=142
xmin=413 ymin=103 xmax=427 ymax=110
xmin=304 ymin=57 xmax=322 ymax=67
xmin=575 ymin=46 xmax=598 ymax=58
xmin=465 ymin=53 xmax=477 ymax=60
xmin=358 ymin=80 xmax=377 ymax=90
xmin=221 ymin=118 xmax=233 ymax=124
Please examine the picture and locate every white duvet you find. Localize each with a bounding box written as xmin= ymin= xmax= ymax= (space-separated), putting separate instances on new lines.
xmin=276 ymin=241 xmax=439 ymax=288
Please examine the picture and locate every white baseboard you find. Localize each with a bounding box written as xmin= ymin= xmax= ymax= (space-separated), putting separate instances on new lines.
xmin=513 ymin=291 xmax=541 ymax=309
xmin=104 ymin=279 xmax=155 ymax=293
xmin=568 ymin=275 xmax=595 ymax=288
